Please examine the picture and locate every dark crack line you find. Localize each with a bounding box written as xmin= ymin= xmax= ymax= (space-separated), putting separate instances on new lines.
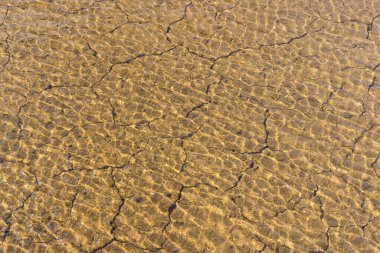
xmin=85 ymin=40 xmax=97 ymax=57
xmin=308 ymin=172 xmax=325 ymax=221
xmin=359 ymin=101 xmax=367 ymax=117
xmin=186 ymin=47 xmax=214 ymax=61
xmin=205 ymin=75 xmax=223 ymax=96
xmin=111 ymin=106 xmax=117 ymax=123
xmin=177 ymin=140 xmax=188 ymax=175
xmin=323 ymin=226 xmax=330 ymax=252
xmin=158 ymin=127 xmax=202 ymax=176
xmin=51 ymin=163 xmax=128 ymax=179
xmin=35 ymin=236 xmax=62 ymax=245
xmin=271 ymin=195 xmax=303 ymax=219
xmin=104 ymin=19 xmax=148 ymax=36
xmin=258 ymin=244 xmax=267 ymax=253
xmin=16 ymin=103 xmax=27 ymax=129
xmin=205 ymin=74 xmax=224 ymax=95
xmin=162 ymin=185 xmax=185 ymax=232
xmin=88 ymin=184 xmax=156 ymax=253
xmin=205 ymin=83 xmax=211 ymax=94
xmin=14 ymin=102 xmax=30 ymax=148
xmin=0 ymin=7 xmax=10 ymax=71
xmin=213 ymin=48 xmax=246 ymax=61
xmin=263 ymin=109 xmax=270 ymax=145
xmin=127 ymin=136 xmax=152 ymax=165
xmin=72 ymin=25 xmax=100 ymax=59
xmin=308 ymin=3 xmax=365 ymax=29
xmin=346 ymin=124 xmax=374 ymax=158
xmin=259 ymin=32 xmax=308 ymax=48
xmin=185 ymin=102 xmax=208 ymax=118
xmin=112 ymin=0 xmax=131 ymax=20
xmin=366 ymin=14 xmax=380 ymax=39
xmin=370 ymin=152 xmax=380 ymax=177
xmin=106 ymin=23 xmax=128 ymax=34
xmin=2 ymin=178 xmax=40 ymax=241
xmin=100 ymin=95 xmax=117 ymax=124
xmin=91 ymin=45 xmax=178 ymax=88
xmin=373 ymin=62 xmax=380 ymax=71
xmin=225 ymin=160 xmax=258 ymax=191
xmin=214 ymin=0 xmax=240 ymax=21
xmin=361 ymin=213 xmax=373 ymax=236
xmin=102 ymin=20 xmax=148 ymax=36
xmin=187 ymin=47 xmax=252 ymax=70
xmin=61 ymin=126 xmax=78 ymax=139
xmin=210 ymin=47 xmax=250 ymax=69
xmin=225 ymin=174 xmax=243 ymax=191
xmin=212 ymin=75 xmax=224 ymax=94
xmin=317 ymin=197 xmax=325 ymax=220
xmin=324 ymin=170 xmax=367 ymax=213
xmin=89 ymin=237 xmax=157 ymax=253
xmin=311 ymin=179 xmax=319 ymax=197
xmin=89 ymin=238 xmax=115 ymax=253
xmin=67 ymin=191 xmax=79 ymax=218
xmin=165 ymin=2 xmax=192 ymax=43
xmin=66 ymin=0 xmax=108 ymax=15
xmin=103 ymin=14 xmax=148 ymax=35
xmin=293 ymin=53 xmax=319 ymax=63
xmin=321 ymin=83 xmax=344 ymax=109
xmin=255 ymin=234 xmax=273 ymax=252
xmin=370 ymin=152 xmax=380 ymax=168
xmin=110 ymin=169 xmax=125 ymax=235
xmin=279 ymin=19 xmax=297 ymax=37
xmin=368 ymin=76 xmax=376 ymax=92
xmin=231 ymin=207 xmax=274 ymax=252
xmin=224 ymin=109 xmax=270 ymax=156
xmin=0 ymin=6 xmax=9 ymax=27
xmin=112 ymin=0 xmax=148 ymax=24
xmin=158 ymin=126 xmax=201 ymax=141
xmin=2 ymin=27 xmax=10 ymax=71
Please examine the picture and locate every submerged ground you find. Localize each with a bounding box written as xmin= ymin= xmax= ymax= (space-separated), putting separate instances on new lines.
xmin=1 ymin=0 xmax=380 ymax=252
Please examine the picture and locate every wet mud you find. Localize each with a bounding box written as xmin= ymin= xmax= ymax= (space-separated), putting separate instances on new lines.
xmin=1 ymin=0 xmax=380 ymax=252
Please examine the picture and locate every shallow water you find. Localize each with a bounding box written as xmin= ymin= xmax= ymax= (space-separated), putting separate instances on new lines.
xmin=1 ymin=0 xmax=380 ymax=252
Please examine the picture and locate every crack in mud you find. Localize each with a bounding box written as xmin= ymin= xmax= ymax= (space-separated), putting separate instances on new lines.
xmin=165 ymin=2 xmax=192 ymax=44
xmin=162 ymin=185 xmax=184 ymax=232
xmin=366 ymin=14 xmax=380 ymax=39
xmin=92 ymin=45 xmax=179 ymax=88
xmin=2 ymin=173 xmax=40 ymax=241
xmin=2 ymin=1 xmax=380 ymax=252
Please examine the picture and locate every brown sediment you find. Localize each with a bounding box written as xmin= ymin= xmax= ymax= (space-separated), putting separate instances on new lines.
xmin=1 ymin=0 xmax=380 ymax=252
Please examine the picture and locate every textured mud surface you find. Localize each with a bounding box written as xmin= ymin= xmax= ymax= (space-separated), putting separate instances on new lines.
xmin=1 ymin=0 xmax=380 ymax=252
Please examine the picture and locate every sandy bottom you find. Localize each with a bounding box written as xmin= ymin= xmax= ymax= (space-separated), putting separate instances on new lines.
xmin=1 ymin=0 xmax=380 ymax=252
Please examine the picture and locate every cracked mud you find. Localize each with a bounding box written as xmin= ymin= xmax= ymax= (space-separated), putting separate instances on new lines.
xmin=1 ymin=0 xmax=380 ymax=252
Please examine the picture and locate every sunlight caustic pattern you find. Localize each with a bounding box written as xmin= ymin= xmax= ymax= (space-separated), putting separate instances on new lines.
xmin=1 ymin=0 xmax=380 ymax=252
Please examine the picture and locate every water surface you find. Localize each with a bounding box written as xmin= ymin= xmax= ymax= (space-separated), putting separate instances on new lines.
xmin=1 ymin=0 xmax=380 ymax=252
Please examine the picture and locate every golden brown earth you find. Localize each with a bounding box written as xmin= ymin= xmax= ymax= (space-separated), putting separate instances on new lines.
xmin=1 ymin=0 xmax=380 ymax=252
